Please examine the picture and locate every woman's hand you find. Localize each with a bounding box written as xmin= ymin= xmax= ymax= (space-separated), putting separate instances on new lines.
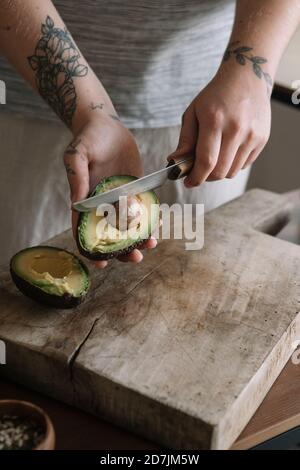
xmin=168 ymin=64 xmax=272 ymax=187
xmin=63 ymin=111 xmax=157 ymax=268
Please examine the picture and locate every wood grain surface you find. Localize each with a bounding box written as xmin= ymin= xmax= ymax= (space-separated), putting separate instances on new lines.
xmin=0 ymin=189 xmax=300 ymax=449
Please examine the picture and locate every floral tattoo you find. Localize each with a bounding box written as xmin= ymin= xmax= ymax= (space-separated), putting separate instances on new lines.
xmin=223 ymin=41 xmax=273 ymax=92
xmin=28 ymin=16 xmax=88 ymax=127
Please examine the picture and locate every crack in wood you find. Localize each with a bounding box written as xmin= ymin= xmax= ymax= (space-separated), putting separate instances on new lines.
xmin=67 ymin=259 xmax=170 ymax=393
xmin=67 ymin=316 xmax=100 ymax=380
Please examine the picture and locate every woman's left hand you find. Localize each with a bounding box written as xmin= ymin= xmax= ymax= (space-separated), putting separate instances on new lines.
xmin=64 ymin=111 xmax=157 ymax=268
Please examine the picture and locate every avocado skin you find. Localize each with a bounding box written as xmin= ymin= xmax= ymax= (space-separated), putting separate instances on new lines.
xmin=76 ymin=233 xmax=150 ymax=261
xmin=10 ymin=246 xmax=90 ymax=309
xmin=76 ymin=176 xmax=159 ymax=261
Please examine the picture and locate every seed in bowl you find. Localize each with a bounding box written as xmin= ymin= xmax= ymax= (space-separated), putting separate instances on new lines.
xmin=0 ymin=414 xmax=45 ymax=450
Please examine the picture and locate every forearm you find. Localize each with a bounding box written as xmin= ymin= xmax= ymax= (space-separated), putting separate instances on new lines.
xmin=0 ymin=0 xmax=115 ymax=133
xmin=220 ymin=0 xmax=300 ymax=91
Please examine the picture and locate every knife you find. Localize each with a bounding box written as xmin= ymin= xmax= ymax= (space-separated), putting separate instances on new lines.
xmin=72 ymin=155 xmax=194 ymax=212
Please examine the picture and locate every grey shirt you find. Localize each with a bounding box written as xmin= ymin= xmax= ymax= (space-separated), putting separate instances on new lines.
xmin=0 ymin=0 xmax=235 ymax=128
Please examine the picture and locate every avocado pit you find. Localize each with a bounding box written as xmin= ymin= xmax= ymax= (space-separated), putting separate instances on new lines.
xmin=77 ymin=175 xmax=160 ymax=260
xmin=106 ymin=196 xmax=142 ymax=231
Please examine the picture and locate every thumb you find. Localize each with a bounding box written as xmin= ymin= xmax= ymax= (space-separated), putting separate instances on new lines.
xmin=167 ymin=106 xmax=198 ymax=162
xmin=63 ymin=138 xmax=90 ymax=237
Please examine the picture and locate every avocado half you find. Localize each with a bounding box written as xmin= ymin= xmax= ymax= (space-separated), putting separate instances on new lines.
xmin=77 ymin=175 xmax=160 ymax=260
xmin=10 ymin=246 xmax=90 ymax=309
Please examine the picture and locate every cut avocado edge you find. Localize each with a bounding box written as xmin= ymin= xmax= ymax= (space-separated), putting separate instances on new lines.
xmin=10 ymin=246 xmax=90 ymax=309
xmin=77 ymin=175 xmax=160 ymax=261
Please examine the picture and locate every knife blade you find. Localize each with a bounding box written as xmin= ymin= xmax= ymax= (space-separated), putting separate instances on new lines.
xmin=72 ymin=155 xmax=194 ymax=212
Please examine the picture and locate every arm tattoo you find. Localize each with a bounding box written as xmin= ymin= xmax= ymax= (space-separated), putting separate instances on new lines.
xmin=27 ymin=16 xmax=88 ymax=127
xmin=223 ymin=41 xmax=273 ymax=92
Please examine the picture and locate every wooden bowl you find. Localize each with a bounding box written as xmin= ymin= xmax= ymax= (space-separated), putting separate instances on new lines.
xmin=0 ymin=399 xmax=55 ymax=450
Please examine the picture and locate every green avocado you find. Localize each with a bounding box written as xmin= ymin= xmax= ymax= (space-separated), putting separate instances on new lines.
xmin=10 ymin=246 xmax=90 ymax=309
xmin=77 ymin=175 xmax=160 ymax=260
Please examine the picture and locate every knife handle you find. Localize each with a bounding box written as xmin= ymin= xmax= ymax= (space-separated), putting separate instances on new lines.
xmin=167 ymin=155 xmax=194 ymax=180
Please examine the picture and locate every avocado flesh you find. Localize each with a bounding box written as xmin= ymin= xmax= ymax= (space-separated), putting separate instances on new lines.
xmin=10 ymin=247 xmax=90 ymax=302
xmin=77 ymin=176 xmax=159 ymax=259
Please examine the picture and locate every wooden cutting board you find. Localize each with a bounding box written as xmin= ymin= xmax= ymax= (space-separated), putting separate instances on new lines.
xmin=0 ymin=189 xmax=300 ymax=449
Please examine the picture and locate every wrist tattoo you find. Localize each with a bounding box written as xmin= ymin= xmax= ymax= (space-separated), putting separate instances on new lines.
xmin=223 ymin=41 xmax=273 ymax=92
xmin=28 ymin=15 xmax=88 ymax=127
xmin=109 ymin=114 xmax=121 ymax=122
xmin=90 ymin=102 xmax=120 ymax=121
xmin=109 ymin=114 xmax=121 ymax=121
xmin=90 ymin=102 xmax=104 ymax=110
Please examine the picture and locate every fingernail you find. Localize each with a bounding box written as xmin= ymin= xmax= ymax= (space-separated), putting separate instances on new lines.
xmin=134 ymin=249 xmax=143 ymax=262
